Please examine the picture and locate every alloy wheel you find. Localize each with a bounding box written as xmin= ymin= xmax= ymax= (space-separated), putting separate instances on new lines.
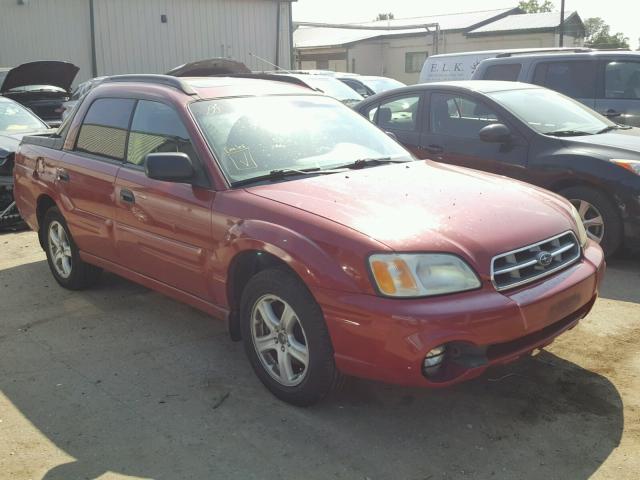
xmin=570 ymin=199 xmax=605 ymax=244
xmin=48 ymin=220 xmax=73 ymax=278
xmin=250 ymin=294 xmax=309 ymax=387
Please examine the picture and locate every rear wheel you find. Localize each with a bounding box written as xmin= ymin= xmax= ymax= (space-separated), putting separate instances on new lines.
xmin=559 ymin=186 xmax=622 ymax=257
xmin=43 ymin=207 xmax=102 ymax=289
xmin=240 ymin=268 xmax=343 ymax=406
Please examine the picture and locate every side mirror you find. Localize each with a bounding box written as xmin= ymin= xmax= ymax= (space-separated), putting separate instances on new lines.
xmin=145 ymin=152 xmax=194 ymax=183
xmin=479 ymin=123 xmax=511 ymax=143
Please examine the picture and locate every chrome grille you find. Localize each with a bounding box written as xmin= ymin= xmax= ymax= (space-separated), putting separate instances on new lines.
xmin=491 ymin=232 xmax=580 ymax=291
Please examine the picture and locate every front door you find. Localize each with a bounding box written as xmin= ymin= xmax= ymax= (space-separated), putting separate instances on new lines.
xmin=57 ymin=97 xmax=136 ymax=262
xmin=114 ymin=100 xmax=215 ymax=300
xmin=596 ymin=59 xmax=640 ymax=127
xmin=420 ymin=91 xmax=529 ymax=180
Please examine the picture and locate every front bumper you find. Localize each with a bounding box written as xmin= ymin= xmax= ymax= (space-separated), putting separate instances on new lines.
xmin=314 ymin=242 xmax=605 ymax=387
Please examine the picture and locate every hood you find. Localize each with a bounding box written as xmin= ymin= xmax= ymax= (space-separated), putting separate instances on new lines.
xmin=247 ymin=162 xmax=576 ymax=270
xmin=566 ymin=128 xmax=640 ymax=159
xmin=0 ymin=61 xmax=79 ymax=93
xmin=0 ymin=131 xmax=29 ymax=156
xmin=166 ymin=58 xmax=251 ymax=77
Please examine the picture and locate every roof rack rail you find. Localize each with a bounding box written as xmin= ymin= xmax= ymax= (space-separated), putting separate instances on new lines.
xmin=495 ymin=47 xmax=592 ymax=58
xmin=103 ymin=74 xmax=198 ymax=95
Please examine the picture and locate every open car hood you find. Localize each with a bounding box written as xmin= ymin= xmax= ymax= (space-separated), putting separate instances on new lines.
xmin=0 ymin=61 xmax=79 ymax=93
xmin=166 ymin=58 xmax=251 ymax=77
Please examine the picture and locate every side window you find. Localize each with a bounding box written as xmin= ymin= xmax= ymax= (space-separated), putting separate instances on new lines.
xmin=75 ymin=98 xmax=136 ymax=160
xmin=126 ymin=100 xmax=197 ymax=166
xmin=482 ymin=63 xmax=522 ymax=81
xmin=604 ymin=61 xmax=640 ymax=100
xmin=344 ymin=80 xmax=369 ymax=97
xmin=430 ymin=92 xmax=500 ymax=138
xmin=532 ymin=61 xmax=597 ymax=98
xmin=375 ymin=95 xmax=420 ymax=131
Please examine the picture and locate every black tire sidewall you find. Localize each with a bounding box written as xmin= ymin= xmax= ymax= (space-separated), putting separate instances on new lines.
xmin=240 ymin=268 xmax=339 ymax=406
xmin=559 ymin=186 xmax=622 ymax=257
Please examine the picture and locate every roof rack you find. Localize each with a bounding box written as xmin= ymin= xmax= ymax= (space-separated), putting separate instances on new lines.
xmin=495 ymin=47 xmax=592 ymax=58
xmin=103 ymin=74 xmax=198 ymax=95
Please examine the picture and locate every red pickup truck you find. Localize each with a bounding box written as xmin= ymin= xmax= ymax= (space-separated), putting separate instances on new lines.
xmin=14 ymin=75 xmax=605 ymax=405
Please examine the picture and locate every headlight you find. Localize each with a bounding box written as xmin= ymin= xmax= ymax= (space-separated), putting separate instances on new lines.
xmin=569 ymin=204 xmax=588 ymax=248
xmin=610 ymin=159 xmax=640 ymax=175
xmin=369 ymin=253 xmax=481 ymax=297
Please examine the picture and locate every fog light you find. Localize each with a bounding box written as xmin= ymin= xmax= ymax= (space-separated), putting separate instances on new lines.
xmin=423 ymin=345 xmax=446 ymax=377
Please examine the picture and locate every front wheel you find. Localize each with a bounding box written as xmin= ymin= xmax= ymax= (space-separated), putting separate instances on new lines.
xmin=559 ymin=186 xmax=622 ymax=257
xmin=43 ymin=207 xmax=102 ymax=289
xmin=240 ymin=268 xmax=343 ymax=406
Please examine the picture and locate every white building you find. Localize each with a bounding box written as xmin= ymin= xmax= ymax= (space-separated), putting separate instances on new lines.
xmin=0 ymin=0 xmax=294 ymax=83
xmin=294 ymin=8 xmax=585 ymax=84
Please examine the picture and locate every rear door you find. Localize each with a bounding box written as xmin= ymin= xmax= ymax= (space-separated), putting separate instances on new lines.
xmin=420 ymin=90 xmax=529 ymax=179
xmin=114 ymin=99 xmax=215 ymax=300
xmin=530 ymin=60 xmax=598 ymax=109
xmin=58 ymin=97 xmax=135 ymax=262
xmin=362 ymin=93 xmax=425 ymax=157
xmin=595 ymin=59 xmax=640 ymax=127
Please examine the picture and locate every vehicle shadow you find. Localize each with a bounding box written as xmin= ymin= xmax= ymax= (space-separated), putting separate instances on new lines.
xmin=0 ymin=260 xmax=624 ymax=480
xmin=599 ymin=250 xmax=640 ymax=303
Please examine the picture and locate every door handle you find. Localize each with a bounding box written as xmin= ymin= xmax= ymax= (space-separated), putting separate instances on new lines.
xmin=120 ymin=189 xmax=135 ymax=204
xmin=604 ymin=109 xmax=622 ymax=118
xmin=423 ymin=144 xmax=444 ymax=154
xmin=56 ymin=168 xmax=69 ymax=182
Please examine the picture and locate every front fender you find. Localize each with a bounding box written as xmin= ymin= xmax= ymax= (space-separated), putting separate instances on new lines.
xmin=218 ymin=219 xmax=365 ymax=294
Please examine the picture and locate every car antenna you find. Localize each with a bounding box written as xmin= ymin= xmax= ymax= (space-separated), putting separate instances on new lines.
xmin=249 ymin=52 xmax=292 ymax=74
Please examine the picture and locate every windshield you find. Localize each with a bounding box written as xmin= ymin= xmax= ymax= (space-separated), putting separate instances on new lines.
xmin=298 ymin=76 xmax=364 ymax=102
xmin=487 ymin=88 xmax=614 ymax=135
xmin=0 ymin=99 xmax=47 ymax=134
xmin=190 ymin=95 xmax=411 ymax=185
xmin=361 ymin=77 xmax=405 ymax=93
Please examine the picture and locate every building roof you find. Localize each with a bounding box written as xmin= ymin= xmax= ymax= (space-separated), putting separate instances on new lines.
xmin=468 ymin=11 xmax=579 ymax=34
xmin=294 ymin=7 xmax=519 ymax=49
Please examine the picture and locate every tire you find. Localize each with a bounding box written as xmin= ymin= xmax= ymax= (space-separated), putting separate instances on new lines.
xmin=558 ymin=186 xmax=622 ymax=257
xmin=240 ymin=268 xmax=343 ymax=406
xmin=42 ymin=207 xmax=102 ymax=290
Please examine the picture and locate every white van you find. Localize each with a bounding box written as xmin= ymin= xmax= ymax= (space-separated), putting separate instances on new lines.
xmin=419 ymin=48 xmax=590 ymax=83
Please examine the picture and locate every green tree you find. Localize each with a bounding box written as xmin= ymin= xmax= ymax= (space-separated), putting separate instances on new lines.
xmin=584 ymin=17 xmax=630 ymax=49
xmin=375 ymin=13 xmax=394 ymax=21
xmin=518 ymin=0 xmax=554 ymax=13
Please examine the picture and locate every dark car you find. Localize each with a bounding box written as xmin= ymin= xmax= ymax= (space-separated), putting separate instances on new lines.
xmin=0 ymin=96 xmax=51 ymax=227
xmin=355 ymin=80 xmax=640 ymax=256
xmin=472 ymin=50 xmax=640 ymax=127
xmin=0 ymin=61 xmax=79 ymax=128
xmin=14 ymin=75 xmax=603 ymax=405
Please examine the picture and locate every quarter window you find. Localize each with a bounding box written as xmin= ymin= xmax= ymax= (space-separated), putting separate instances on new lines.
xmin=430 ymin=93 xmax=500 ymax=138
xmin=75 ymin=98 xmax=135 ymax=160
xmin=375 ymin=95 xmax=420 ymax=131
xmin=604 ymin=61 xmax=640 ymax=100
xmin=532 ymin=61 xmax=597 ymax=98
xmin=126 ymin=100 xmax=196 ymax=166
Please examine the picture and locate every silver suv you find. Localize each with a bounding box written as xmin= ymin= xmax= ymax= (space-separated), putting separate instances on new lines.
xmin=472 ymin=50 xmax=640 ymax=127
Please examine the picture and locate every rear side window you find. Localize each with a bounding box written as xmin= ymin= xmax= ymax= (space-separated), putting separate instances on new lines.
xmin=532 ymin=61 xmax=597 ymax=98
xmin=75 ymin=98 xmax=136 ymax=160
xmin=482 ymin=63 xmax=522 ymax=81
xmin=604 ymin=61 xmax=640 ymax=100
xmin=126 ymin=100 xmax=196 ymax=166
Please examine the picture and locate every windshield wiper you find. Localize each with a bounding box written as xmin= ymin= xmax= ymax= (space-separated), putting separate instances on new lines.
xmin=596 ymin=124 xmax=632 ymax=134
xmin=231 ymin=167 xmax=340 ymax=187
xmin=329 ymin=156 xmax=410 ymax=170
xmin=544 ymin=130 xmax=594 ymax=137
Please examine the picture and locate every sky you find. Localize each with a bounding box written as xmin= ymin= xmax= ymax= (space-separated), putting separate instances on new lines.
xmin=292 ymin=0 xmax=640 ymax=49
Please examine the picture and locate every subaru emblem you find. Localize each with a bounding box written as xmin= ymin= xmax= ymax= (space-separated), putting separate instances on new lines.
xmin=536 ymin=251 xmax=553 ymax=267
